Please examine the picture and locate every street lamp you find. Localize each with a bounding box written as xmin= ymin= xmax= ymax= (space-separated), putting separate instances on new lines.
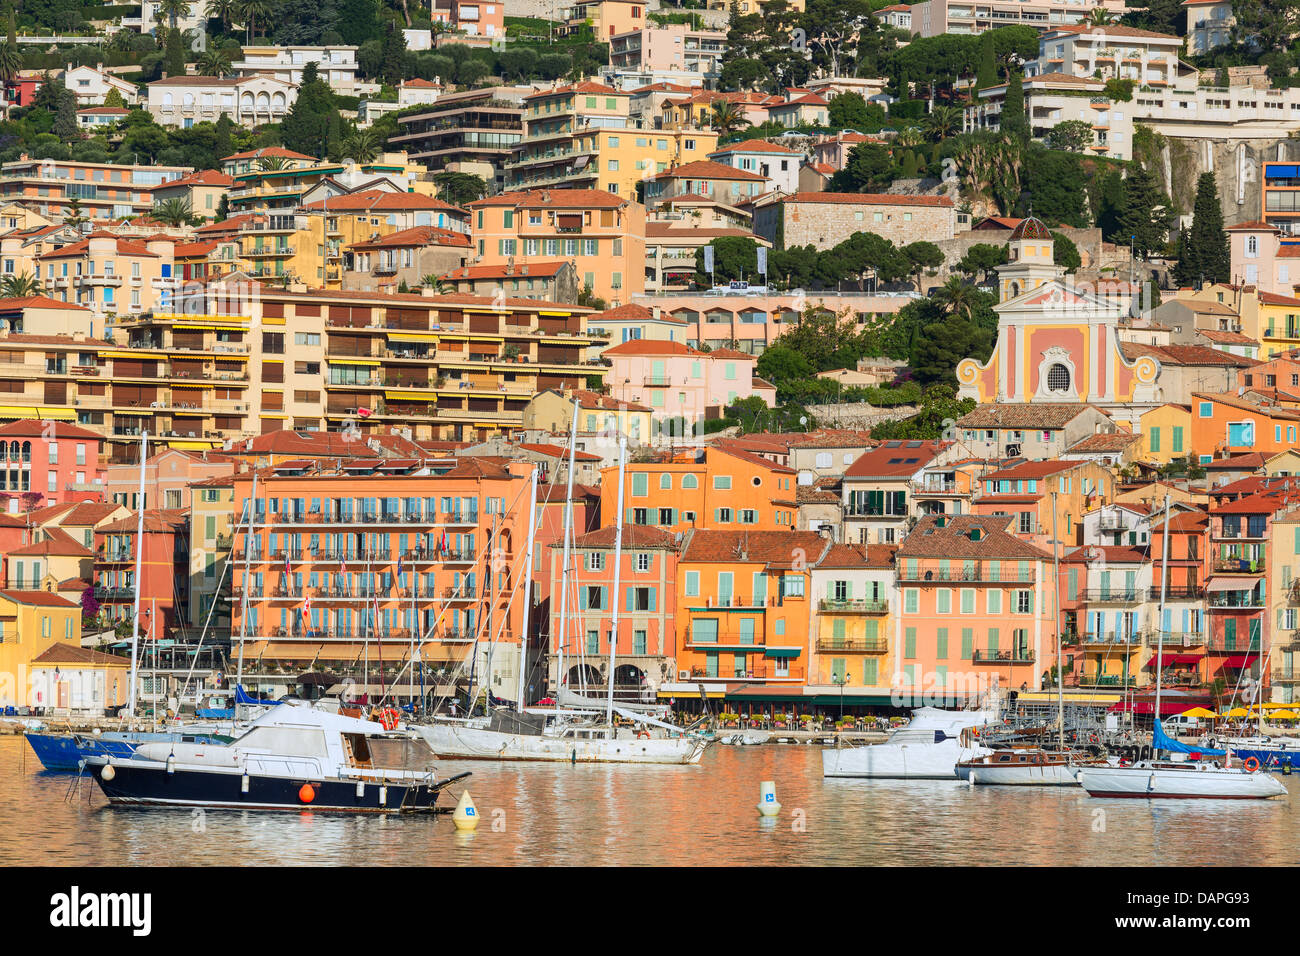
xmin=832 ymin=672 xmax=848 ymax=719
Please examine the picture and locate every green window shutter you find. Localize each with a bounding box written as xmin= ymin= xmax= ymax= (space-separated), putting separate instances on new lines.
xmin=904 ymin=627 xmax=916 ymax=658
xmin=685 ymin=571 xmax=699 ymax=596
xmin=632 ymin=473 xmax=648 ymax=496
xmin=936 ymin=627 xmax=948 ymax=660
xmin=1068 ymin=567 xmax=1078 ymax=601
xmin=648 ymin=589 xmax=656 ymax=612
xmin=987 ymin=627 xmax=999 ymax=652
xmin=1172 ymin=426 xmax=1183 ymax=452
xmin=865 ymin=618 xmax=878 ymax=641
xmin=1150 ymin=427 xmax=1160 ymax=453
xmin=832 ymin=619 xmax=845 ymax=641
xmin=600 ymin=586 xmax=608 ymax=610
xmin=863 ymin=658 xmax=878 ymax=685
xmin=626 ymin=587 xmax=633 ymax=613
xmin=961 ymin=628 xmax=973 ymax=659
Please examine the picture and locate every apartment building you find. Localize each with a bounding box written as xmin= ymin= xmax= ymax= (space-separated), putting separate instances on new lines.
xmin=1185 ymin=0 xmax=1233 ymax=55
xmin=841 ymin=441 xmax=949 ymax=546
xmin=1058 ymin=545 xmax=1153 ymax=689
xmin=0 ymin=158 xmax=190 ymax=222
xmin=93 ymin=509 xmax=190 ymax=641
xmin=894 ymin=514 xmax=1057 ymax=703
xmin=956 ymin=404 xmax=1119 ymax=461
xmin=466 ymin=189 xmax=646 ymax=305
xmin=971 ymin=459 xmax=1115 ymax=550
xmin=809 ymin=543 xmax=897 ymax=698
xmin=437 ymin=260 xmax=576 ymax=302
xmin=643 ymin=160 xmax=769 ymax=212
xmin=602 ymin=338 xmax=770 ymax=429
xmin=36 ymin=233 xmax=173 ymax=321
xmin=598 ymin=446 xmax=798 ymax=534
xmin=607 ymin=25 xmax=726 ymax=87
xmin=430 ymin=0 xmax=505 ymax=37
xmin=149 ymin=170 xmax=235 ymax=222
xmin=0 ymin=591 xmax=88 ymax=710
xmin=0 ymin=420 xmax=104 ymax=510
xmin=188 ymin=473 xmax=237 ymax=642
xmin=389 ymin=87 xmax=529 ymax=191
xmin=1188 ymin=392 xmax=1300 ymax=462
xmin=227 ymin=456 xmax=531 ymax=686
xmin=546 ymin=524 xmax=679 ymax=700
xmin=909 ymin=0 xmax=1128 ymax=37
xmin=753 ymin=192 xmax=957 ymax=251
xmin=675 ymin=530 xmax=830 ymax=690
xmin=146 ymin=75 xmax=299 ymax=129
xmin=1025 ymin=25 xmax=1187 ymax=89
xmin=966 ymin=73 xmax=1133 ymax=159
xmin=522 ymin=387 xmax=654 ymax=444
xmin=707 ymin=139 xmax=801 ymax=195
xmin=559 ymin=0 xmax=646 ymax=41
xmin=230 ymin=45 xmax=360 ymax=94
xmin=344 ymin=226 xmax=472 ymax=294
xmin=76 ymin=106 xmax=131 ymax=131
xmin=122 ymin=1 xmax=206 ymax=36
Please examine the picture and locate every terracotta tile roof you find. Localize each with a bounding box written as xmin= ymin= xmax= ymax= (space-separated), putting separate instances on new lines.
xmin=518 ymin=442 xmax=600 ymax=461
xmin=844 ymin=440 xmax=945 ymax=479
xmin=9 ymin=527 xmax=93 ymax=558
xmin=1258 ymin=291 xmax=1300 ymax=307
xmin=438 ymin=457 xmax=516 ymax=480
xmin=567 ymin=525 xmax=679 ymax=549
xmin=1195 ymin=328 xmax=1256 ymax=345
xmin=707 ymin=348 xmax=756 ymax=360
xmin=77 ymin=106 xmax=131 ymax=115
xmin=467 ymin=189 xmax=630 ymax=209
xmin=983 ymin=459 xmax=1083 ymax=480
xmin=0 ymin=295 xmax=90 ymax=312
xmin=1049 ymin=23 xmax=1181 ymax=39
xmin=402 ymin=78 xmax=442 ymax=89
xmin=230 ymin=429 xmax=427 ymax=459
xmin=32 ymin=643 xmax=130 ymax=665
xmin=709 ymin=139 xmax=802 ymax=156
xmin=1204 ymin=452 xmax=1269 ymax=470
xmin=589 ymin=303 xmax=654 ymax=322
xmin=301 ymin=190 xmax=467 ymax=214
xmin=347 ymin=224 xmax=471 ymax=250
xmin=1191 ymin=392 xmax=1300 ymax=419
xmin=173 ymin=240 xmax=222 ymax=257
xmin=526 ymin=81 xmax=624 ymax=99
xmin=536 ymin=482 xmax=600 ymax=503
xmin=680 ymin=529 xmax=830 ymax=567
xmin=711 ymin=444 xmax=796 ymax=475
xmin=58 ymin=502 xmax=124 ymax=525
xmin=0 ymin=589 xmax=79 ymax=607
xmin=817 ymin=542 xmax=895 ymax=568
xmin=442 ymin=260 xmax=566 ymax=280
xmin=568 ymin=388 xmax=652 ymax=412
xmin=1225 ymin=220 xmax=1278 ymax=232
xmin=0 ymin=419 xmax=100 ymax=440
xmin=221 ymin=147 xmax=316 ymax=162
xmin=36 ymin=234 xmax=160 ymax=259
xmin=1067 ymin=432 xmax=1142 ymax=453
xmin=900 ymin=514 xmax=1052 ymax=560
xmin=645 ymin=223 xmax=761 ymax=240
xmin=1211 ymin=490 xmax=1295 ymax=515
xmin=652 ymin=160 xmax=768 ymax=182
xmin=603 ymin=339 xmax=704 ymax=357
xmin=957 ymin=404 xmax=1099 ymax=429
xmin=163 ymin=169 xmax=236 ymax=188
xmin=782 ymin=191 xmax=955 ymax=207
xmin=796 ymin=485 xmax=840 ymax=504
xmin=1061 ymin=544 xmax=1149 ymax=564
xmin=98 ymin=509 xmax=189 ymax=535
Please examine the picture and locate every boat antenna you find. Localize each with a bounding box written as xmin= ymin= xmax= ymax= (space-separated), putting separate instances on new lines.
xmin=127 ymin=430 xmax=148 ymax=719
xmin=1154 ymin=492 xmax=1172 ymax=755
xmin=517 ymin=466 xmax=540 ymax=713
xmin=1051 ymin=491 xmax=1063 ymax=751
xmin=554 ymin=396 xmax=580 ymax=711
xmin=607 ymin=433 xmax=627 ymax=726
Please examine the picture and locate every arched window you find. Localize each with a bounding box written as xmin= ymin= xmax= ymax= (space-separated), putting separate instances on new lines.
xmin=1047 ymin=364 xmax=1071 ymax=393
xmin=682 ymin=474 xmax=699 ymax=489
xmin=1246 ymin=236 xmax=1258 ymax=258
xmin=1009 ymin=282 xmax=1021 ymax=298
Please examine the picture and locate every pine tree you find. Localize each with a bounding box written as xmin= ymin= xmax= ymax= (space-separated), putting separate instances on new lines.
xmin=103 ymin=87 xmax=126 ymax=108
xmin=976 ymin=31 xmax=997 ymax=90
xmin=1184 ymin=171 xmax=1231 ymax=284
xmin=1171 ymin=226 xmax=1195 ymax=287
xmin=53 ymin=86 xmax=78 ymax=140
xmin=1001 ymin=72 xmax=1028 ymax=141
xmin=163 ymin=28 xmax=186 ymax=78
xmin=1117 ymin=163 xmax=1169 ymax=259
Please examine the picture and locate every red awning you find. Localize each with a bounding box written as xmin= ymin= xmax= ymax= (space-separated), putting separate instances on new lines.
xmin=1108 ymin=699 xmax=1205 ymax=715
xmin=1220 ymin=655 xmax=1258 ymax=668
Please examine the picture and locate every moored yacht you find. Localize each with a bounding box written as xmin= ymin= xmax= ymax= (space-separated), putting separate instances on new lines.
xmin=959 ymin=747 xmax=1111 ymax=786
xmin=85 ymin=702 xmax=468 ymax=813
xmin=822 ymin=707 xmax=997 ymax=779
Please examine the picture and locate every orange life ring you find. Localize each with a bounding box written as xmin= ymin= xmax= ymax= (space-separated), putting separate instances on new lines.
xmin=637 ymin=731 xmax=650 ymax=740
xmin=377 ymin=708 xmax=399 ymax=731
xmin=1244 ymin=756 xmax=1261 ymax=772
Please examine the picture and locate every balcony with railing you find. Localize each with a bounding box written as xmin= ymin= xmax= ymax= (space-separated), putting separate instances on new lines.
xmin=971 ymin=648 xmax=1035 ymax=664
xmin=1063 ymin=630 xmax=1142 ymax=647
xmin=897 ymin=567 xmax=1035 ymax=585
xmin=1207 ymin=590 xmax=1265 ymax=609
xmin=1077 ymin=588 xmax=1145 ymax=604
xmin=818 ymin=598 xmax=889 ymax=615
xmin=814 ymin=636 xmax=889 ymax=653
xmin=1147 ymin=585 xmax=1204 ymax=600
xmin=688 ymin=662 xmax=804 ymax=682
xmin=1206 ymin=636 xmax=1262 ymax=653
xmin=1212 ymin=553 xmax=1265 ymax=573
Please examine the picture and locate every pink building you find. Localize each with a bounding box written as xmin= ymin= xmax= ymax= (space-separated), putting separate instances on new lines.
xmin=0 ymin=420 xmax=104 ymax=510
xmin=105 ymin=447 xmax=236 ymax=511
xmin=1228 ymin=220 xmax=1300 ymax=296
xmin=602 ymin=339 xmax=774 ymax=433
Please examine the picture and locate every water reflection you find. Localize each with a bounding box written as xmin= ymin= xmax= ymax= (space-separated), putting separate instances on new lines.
xmin=2 ymin=737 xmax=1294 ymax=866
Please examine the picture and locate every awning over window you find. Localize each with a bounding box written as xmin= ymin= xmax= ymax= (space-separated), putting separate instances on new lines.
xmin=1220 ymin=655 xmax=1258 ymax=668
xmin=764 ymin=647 xmax=801 ymax=658
xmin=1206 ymin=578 xmax=1254 ymax=592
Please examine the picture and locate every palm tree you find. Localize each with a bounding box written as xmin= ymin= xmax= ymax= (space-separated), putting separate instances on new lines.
xmin=0 ymin=272 xmax=42 ymax=298
xmin=0 ymin=9 xmax=20 ymax=86
xmin=196 ymin=47 xmax=232 ymax=76
xmin=107 ymin=29 xmax=136 ymax=54
xmin=153 ymin=196 xmax=194 ymax=227
xmin=935 ymin=276 xmax=979 ymax=320
xmin=157 ymin=0 xmax=192 ymax=31
xmin=422 ymin=273 xmax=454 ymax=294
xmin=206 ymin=0 xmax=237 ymax=32
xmin=923 ymin=105 xmax=961 ymax=142
xmin=257 ymin=154 xmax=291 ymax=171
xmin=342 ymin=128 xmax=379 ymax=163
xmin=237 ymin=0 xmax=273 ymax=43
xmin=894 ymin=126 xmax=925 ymax=149
xmin=1085 ymin=7 xmax=1114 ymax=25
xmin=709 ymin=99 xmax=745 ymax=135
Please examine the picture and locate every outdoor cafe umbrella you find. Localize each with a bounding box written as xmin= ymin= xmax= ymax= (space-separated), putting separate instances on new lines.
xmin=1219 ymin=707 xmax=1250 ymax=718
xmin=1179 ymin=707 xmax=1217 ymax=719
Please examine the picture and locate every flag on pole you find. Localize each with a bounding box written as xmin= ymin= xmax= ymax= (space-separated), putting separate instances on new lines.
xmin=757 ymin=246 xmax=767 ymax=276
xmin=397 ymin=553 xmax=404 ymax=580
xmin=703 ymin=244 xmax=714 ymax=275
xmin=301 ymin=595 xmax=312 ymax=634
xmin=284 ymin=548 xmax=292 ymax=584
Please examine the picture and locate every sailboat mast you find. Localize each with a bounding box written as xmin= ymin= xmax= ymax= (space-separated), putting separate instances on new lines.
xmin=236 ymin=469 xmax=256 ymax=691
xmin=554 ymin=396 xmax=580 ymax=707
xmin=607 ymin=434 xmax=627 ymax=725
xmin=1051 ymin=491 xmax=1063 ymax=751
xmin=1155 ymin=493 xmax=1172 ymax=743
xmin=487 ymin=513 xmax=498 ymax=711
xmin=517 ymin=466 xmax=539 ymax=713
xmin=127 ymin=430 xmax=148 ymax=717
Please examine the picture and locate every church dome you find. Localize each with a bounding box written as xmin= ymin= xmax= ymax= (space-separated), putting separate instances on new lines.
xmin=1008 ymin=216 xmax=1052 ymax=241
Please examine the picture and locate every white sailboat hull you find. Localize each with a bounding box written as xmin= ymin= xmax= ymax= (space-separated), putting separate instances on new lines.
xmin=1078 ymin=764 xmax=1288 ymax=799
xmin=824 ymin=740 xmax=991 ymax=779
xmin=411 ymin=722 xmax=706 ymax=764
xmin=966 ymin=762 xmax=1083 ymax=786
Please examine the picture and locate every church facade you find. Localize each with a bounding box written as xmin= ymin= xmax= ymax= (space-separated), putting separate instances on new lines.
xmin=956 ymin=217 xmax=1162 ymax=430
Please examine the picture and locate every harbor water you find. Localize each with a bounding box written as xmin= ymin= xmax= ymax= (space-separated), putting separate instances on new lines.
xmin=5 ymin=735 xmax=1298 ymax=866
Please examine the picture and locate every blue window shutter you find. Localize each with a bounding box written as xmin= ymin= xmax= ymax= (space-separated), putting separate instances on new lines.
xmin=626 ymin=586 xmax=633 ymax=613
xmin=649 ymin=588 xmax=656 ymax=612
xmin=600 ymin=586 xmax=608 ymax=610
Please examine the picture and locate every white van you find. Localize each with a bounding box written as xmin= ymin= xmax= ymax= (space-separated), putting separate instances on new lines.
xmin=1165 ymin=714 xmax=1204 ymax=734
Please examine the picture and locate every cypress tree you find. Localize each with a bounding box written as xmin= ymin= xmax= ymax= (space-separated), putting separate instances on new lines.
xmin=163 ymin=28 xmax=186 ymax=78
xmin=1001 ymin=71 xmax=1028 ymax=141
xmin=1185 ymin=171 xmax=1231 ymax=284
xmin=1117 ymin=163 xmax=1168 ymax=259
xmin=1171 ymin=226 xmax=1195 ymax=287
xmin=976 ymin=31 xmax=997 ymax=90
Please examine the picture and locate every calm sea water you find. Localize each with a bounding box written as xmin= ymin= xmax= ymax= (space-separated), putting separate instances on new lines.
xmin=4 ymin=734 xmax=1298 ymax=866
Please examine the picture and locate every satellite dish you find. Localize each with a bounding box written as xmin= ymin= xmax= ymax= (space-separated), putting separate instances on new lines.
xmin=799 ymin=416 xmax=808 ymax=425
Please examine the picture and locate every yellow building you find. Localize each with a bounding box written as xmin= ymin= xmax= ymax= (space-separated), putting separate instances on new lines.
xmin=508 ymin=81 xmax=718 ymax=199
xmin=235 ymin=211 xmax=397 ymax=289
xmin=523 ymin=386 xmax=654 ymax=440
xmin=0 ymin=589 xmax=86 ymax=710
xmin=809 ymin=543 xmax=895 ymax=701
xmin=1138 ymin=403 xmax=1193 ymax=464
xmin=560 ymin=0 xmax=648 ymax=41
xmin=1183 ymin=284 xmax=1300 ymax=359
xmin=189 ymin=473 xmax=235 ymax=636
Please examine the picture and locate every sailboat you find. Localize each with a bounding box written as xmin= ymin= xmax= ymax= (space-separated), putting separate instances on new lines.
xmin=1076 ymin=495 xmax=1287 ymax=800
xmin=823 ymin=706 xmax=998 ymax=779
xmin=960 ymin=493 xmax=1113 ymax=786
xmin=410 ymin=428 xmax=708 ymax=764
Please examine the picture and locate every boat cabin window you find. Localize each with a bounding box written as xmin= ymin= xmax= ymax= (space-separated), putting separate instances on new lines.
xmin=234 ymin=726 xmax=329 ymax=757
xmin=344 ymin=733 xmax=372 ymax=764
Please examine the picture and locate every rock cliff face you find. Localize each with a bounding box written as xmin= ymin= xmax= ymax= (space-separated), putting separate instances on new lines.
xmin=1143 ymin=135 xmax=1300 ymax=227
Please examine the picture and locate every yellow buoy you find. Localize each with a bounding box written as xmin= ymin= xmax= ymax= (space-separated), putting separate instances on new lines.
xmin=452 ymin=790 xmax=479 ymax=830
xmin=757 ymin=780 xmax=781 ymax=817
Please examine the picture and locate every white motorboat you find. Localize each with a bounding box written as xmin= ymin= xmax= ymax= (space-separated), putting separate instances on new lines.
xmin=960 ymin=748 xmax=1112 ymax=786
xmin=86 ymin=702 xmax=469 ymax=812
xmin=822 ymin=707 xmax=997 ymax=779
xmin=1077 ymin=757 xmax=1287 ymax=799
xmin=412 ymin=707 xmax=708 ymax=764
